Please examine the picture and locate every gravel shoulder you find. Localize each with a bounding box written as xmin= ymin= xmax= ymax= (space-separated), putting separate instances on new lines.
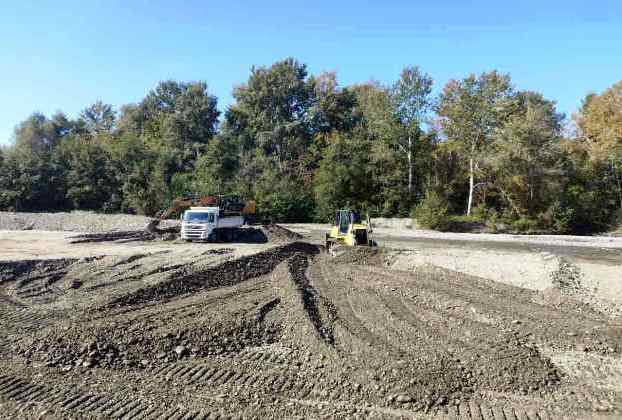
xmin=284 ymin=222 xmax=622 ymax=249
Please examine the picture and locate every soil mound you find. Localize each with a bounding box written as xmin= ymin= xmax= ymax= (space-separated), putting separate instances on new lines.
xmin=68 ymin=224 xmax=301 ymax=244
xmin=331 ymin=246 xmax=385 ymax=265
xmin=261 ymin=223 xmax=304 ymax=241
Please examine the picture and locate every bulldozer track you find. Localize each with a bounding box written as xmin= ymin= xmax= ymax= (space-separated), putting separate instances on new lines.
xmin=0 ymin=307 xmax=56 ymax=333
xmin=0 ymin=374 xmax=236 ymax=420
xmin=0 ymin=374 xmax=554 ymax=420
xmin=433 ymin=401 xmax=553 ymax=420
xmin=288 ymin=254 xmax=335 ymax=345
xmin=150 ymin=362 xmax=316 ymax=399
xmin=314 ymin=260 xmax=400 ymax=352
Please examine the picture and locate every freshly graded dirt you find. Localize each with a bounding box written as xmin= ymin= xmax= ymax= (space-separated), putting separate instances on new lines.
xmin=0 ymin=211 xmax=179 ymax=233
xmin=2 ymin=238 xmax=622 ymax=419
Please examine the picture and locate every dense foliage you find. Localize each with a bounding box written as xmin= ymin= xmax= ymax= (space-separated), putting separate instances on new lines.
xmin=1 ymin=59 xmax=620 ymax=233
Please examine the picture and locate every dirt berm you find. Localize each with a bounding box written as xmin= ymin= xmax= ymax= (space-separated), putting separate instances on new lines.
xmin=1 ymin=242 xmax=621 ymax=419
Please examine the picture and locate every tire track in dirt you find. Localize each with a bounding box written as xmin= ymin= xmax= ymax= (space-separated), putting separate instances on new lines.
xmin=313 ymin=258 xmax=401 ymax=353
xmin=432 ymin=400 xmax=553 ymax=420
xmin=106 ymin=242 xmax=320 ymax=308
xmin=0 ymin=306 xmax=59 ymax=334
xmin=3 ymin=245 xmax=622 ymax=419
xmin=0 ymin=374 xmax=239 ymax=420
xmin=360 ymin=264 xmax=620 ymax=354
xmin=287 ymin=253 xmax=335 ymax=345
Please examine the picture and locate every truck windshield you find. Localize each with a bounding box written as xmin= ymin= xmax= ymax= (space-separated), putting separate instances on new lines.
xmin=184 ymin=212 xmax=215 ymax=223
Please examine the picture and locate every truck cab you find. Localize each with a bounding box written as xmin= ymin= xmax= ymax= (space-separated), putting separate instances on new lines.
xmin=180 ymin=207 xmax=219 ymax=241
xmin=180 ymin=206 xmax=245 ymax=242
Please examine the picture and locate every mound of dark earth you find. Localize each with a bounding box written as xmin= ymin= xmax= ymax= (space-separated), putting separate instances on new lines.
xmin=68 ymin=223 xmax=301 ymax=244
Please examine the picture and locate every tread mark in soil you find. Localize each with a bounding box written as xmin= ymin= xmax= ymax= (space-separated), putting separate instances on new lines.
xmin=256 ymin=297 xmax=280 ymax=323
xmin=288 ymin=253 xmax=335 ymax=345
xmin=0 ymin=374 xmax=207 ymax=420
xmin=106 ymin=241 xmax=320 ymax=308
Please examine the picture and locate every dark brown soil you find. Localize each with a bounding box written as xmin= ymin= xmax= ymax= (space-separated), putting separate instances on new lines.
xmin=68 ymin=223 xmax=301 ymax=244
xmin=1 ymin=242 xmax=621 ymax=419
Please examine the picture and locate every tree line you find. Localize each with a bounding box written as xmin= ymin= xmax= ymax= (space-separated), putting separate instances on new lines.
xmin=1 ymin=58 xmax=621 ymax=234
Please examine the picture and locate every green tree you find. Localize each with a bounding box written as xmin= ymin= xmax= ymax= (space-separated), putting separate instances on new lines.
xmin=390 ymin=66 xmax=434 ymax=197
xmin=438 ymin=71 xmax=514 ymax=215
xmin=12 ymin=112 xmax=71 ymax=154
xmin=224 ymin=58 xmax=320 ymax=220
xmin=136 ymin=80 xmax=219 ymax=155
xmin=574 ymin=81 xmax=622 ymax=209
xmin=490 ymin=91 xmax=564 ymax=218
xmin=193 ymin=135 xmax=240 ymax=196
xmin=79 ymin=101 xmax=116 ymax=136
xmin=0 ymin=146 xmax=67 ymax=211
xmin=313 ymin=130 xmax=376 ymax=221
xmin=228 ymin=58 xmax=314 ymax=169
xmin=57 ymin=135 xmax=120 ymax=211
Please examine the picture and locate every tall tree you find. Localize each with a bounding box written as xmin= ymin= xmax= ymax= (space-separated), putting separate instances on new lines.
xmin=391 ymin=66 xmax=433 ymax=196
xmin=137 ymin=80 xmax=219 ymax=152
xmin=490 ymin=91 xmax=564 ymax=217
xmin=228 ymin=58 xmax=314 ymax=170
xmin=437 ymin=71 xmax=514 ymax=215
xmin=574 ymin=81 xmax=622 ymax=209
xmin=13 ymin=113 xmax=70 ymax=154
xmin=79 ymin=101 xmax=116 ymax=136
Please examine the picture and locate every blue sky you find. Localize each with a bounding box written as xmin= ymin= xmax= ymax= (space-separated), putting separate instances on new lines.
xmin=1 ymin=0 xmax=621 ymax=144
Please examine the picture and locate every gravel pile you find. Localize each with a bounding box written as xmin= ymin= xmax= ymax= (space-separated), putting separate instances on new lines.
xmin=0 ymin=211 xmax=179 ymax=233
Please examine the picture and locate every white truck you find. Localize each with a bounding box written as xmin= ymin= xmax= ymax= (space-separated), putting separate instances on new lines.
xmin=180 ymin=207 xmax=245 ymax=242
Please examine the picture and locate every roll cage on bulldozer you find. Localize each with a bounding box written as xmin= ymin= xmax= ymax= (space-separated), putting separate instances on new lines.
xmin=324 ymin=209 xmax=374 ymax=250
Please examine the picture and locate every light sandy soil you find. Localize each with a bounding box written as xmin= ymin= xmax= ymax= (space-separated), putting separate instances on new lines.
xmin=286 ymin=222 xmax=622 ymax=249
xmin=0 ymin=230 xmax=272 ymax=261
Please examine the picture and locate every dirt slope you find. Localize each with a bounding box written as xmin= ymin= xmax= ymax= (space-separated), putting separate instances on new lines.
xmin=1 ymin=242 xmax=621 ymax=419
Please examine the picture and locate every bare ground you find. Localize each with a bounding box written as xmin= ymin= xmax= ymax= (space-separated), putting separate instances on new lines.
xmin=0 ymin=215 xmax=621 ymax=419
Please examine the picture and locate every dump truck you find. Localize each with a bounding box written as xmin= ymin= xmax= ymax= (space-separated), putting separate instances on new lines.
xmin=181 ymin=206 xmax=247 ymax=241
xmin=146 ymin=195 xmax=256 ymax=242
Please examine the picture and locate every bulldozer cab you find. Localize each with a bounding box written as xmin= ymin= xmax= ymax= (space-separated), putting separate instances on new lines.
xmin=326 ymin=209 xmax=373 ymax=252
xmin=336 ymin=210 xmax=361 ymax=234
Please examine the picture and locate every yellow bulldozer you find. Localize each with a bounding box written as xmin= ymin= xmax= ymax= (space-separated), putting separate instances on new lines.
xmin=324 ymin=209 xmax=374 ymax=252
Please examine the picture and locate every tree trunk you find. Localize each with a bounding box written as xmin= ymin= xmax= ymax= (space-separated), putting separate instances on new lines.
xmin=407 ymin=135 xmax=413 ymax=195
xmin=467 ymin=157 xmax=474 ymax=216
xmin=612 ymin=159 xmax=622 ymax=210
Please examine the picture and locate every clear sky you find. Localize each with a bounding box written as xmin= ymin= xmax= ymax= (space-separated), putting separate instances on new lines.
xmin=1 ymin=0 xmax=621 ymax=144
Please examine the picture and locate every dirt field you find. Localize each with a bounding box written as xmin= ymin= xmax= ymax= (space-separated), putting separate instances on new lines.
xmin=1 ymin=214 xmax=622 ymax=419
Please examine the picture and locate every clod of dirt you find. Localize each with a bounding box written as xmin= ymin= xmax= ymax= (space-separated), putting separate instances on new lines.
xmin=0 ymin=259 xmax=77 ymax=287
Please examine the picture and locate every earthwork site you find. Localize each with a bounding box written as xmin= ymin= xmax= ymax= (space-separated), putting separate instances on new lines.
xmin=1 ymin=212 xmax=622 ymax=419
